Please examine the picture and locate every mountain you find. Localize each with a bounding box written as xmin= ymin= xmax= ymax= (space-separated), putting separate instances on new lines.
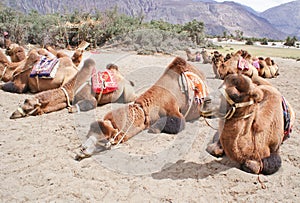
xmin=2 ymin=0 xmax=287 ymax=40
xmin=260 ymin=0 xmax=300 ymax=39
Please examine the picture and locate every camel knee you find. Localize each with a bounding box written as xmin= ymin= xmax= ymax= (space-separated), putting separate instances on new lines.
xmin=148 ymin=116 xmax=185 ymax=134
xmin=261 ymin=153 xmax=282 ymax=175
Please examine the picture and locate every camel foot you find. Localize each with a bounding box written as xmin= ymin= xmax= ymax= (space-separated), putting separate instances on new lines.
xmin=241 ymin=160 xmax=261 ymax=174
xmin=261 ymin=153 xmax=282 ymax=175
xmin=206 ymin=142 xmax=224 ymax=157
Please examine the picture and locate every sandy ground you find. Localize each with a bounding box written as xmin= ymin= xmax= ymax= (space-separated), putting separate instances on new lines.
xmin=0 ymin=49 xmax=300 ymax=202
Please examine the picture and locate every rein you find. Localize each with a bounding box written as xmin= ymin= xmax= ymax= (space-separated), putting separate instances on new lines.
xmin=17 ymin=99 xmax=41 ymax=117
xmin=218 ymin=87 xmax=254 ymax=120
xmin=61 ymin=87 xmax=72 ymax=107
xmin=108 ymin=104 xmax=140 ymax=148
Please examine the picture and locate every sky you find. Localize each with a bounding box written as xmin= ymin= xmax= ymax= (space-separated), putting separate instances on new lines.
xmin=214 ymin=0 xmax=296 ymax=12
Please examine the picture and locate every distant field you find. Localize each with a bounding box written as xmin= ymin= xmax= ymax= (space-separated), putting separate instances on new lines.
xmin=214 ymin=44 xmax=300 ymax=59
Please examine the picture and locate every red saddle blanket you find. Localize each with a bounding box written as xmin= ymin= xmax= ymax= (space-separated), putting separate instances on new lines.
xmin=30 ymin=56 xmax=59 ymax=78
xmin=91 ymin=68 xmax=118 ymax=94
xmin=184 ymin=71 xmax=209 ymax=104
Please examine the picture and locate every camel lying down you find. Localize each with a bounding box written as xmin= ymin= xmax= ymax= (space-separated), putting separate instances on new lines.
xmin=10 ymin=59 xmax=137 ymax=119
xmin=200 ymin=74 xmax=295 ymax=175
xmin=75 ymin=57 xmax=209 ymax=160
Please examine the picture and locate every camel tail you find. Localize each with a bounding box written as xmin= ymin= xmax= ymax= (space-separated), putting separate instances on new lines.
xmin=261 ymin=153 xmax=282 ymax=175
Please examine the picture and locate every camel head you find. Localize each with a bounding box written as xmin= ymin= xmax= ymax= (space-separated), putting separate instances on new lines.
xmin=5 ymin=45 xmax=26 ymax=62
xmin=10 ymin=98 xmax=42 ymax=119
xmin=200 ymin=74 xmax=260 ymax=119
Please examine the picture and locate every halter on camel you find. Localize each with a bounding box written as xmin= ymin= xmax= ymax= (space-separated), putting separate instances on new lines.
xmin=201 ymin=86 xmax=254 ymax=120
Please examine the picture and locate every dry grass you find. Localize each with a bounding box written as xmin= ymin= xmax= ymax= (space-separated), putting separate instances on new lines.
xmin=214 ymin=44 xmax=300 ymax=59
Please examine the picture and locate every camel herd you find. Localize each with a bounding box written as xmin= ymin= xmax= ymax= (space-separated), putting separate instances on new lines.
xmin=0 ymin=44 xmax=296 ymax=175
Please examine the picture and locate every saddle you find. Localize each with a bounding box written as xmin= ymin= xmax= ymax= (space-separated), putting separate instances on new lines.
xmin=180 ymin=71 xmax=209 ymax=104
xmin=30 ymin=56 xmax=59 ymax=78
xmin=91 ymin=68 xmax=118 ymax=94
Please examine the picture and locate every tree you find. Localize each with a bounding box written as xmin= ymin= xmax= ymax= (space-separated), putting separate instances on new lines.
xmin=284 ymin=36 xmax=297 ymax=46
xmin=183 ymin=19 xmax=205 ymax=45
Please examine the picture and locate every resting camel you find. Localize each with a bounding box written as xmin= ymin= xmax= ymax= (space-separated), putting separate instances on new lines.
xmin=5 ymin=44 xmax=26 ymax=62
xmin=216 ymin=50 xmax=259 ymax=80
xmin=201 ymin=49 xmax=212 ymax=64
xmin=0 ymin=50 xmax=26 ymax=82
xmin=1 ymin=49 xmax=78 ymax=93
xmin=75 ymin=57 xmax=209 ymax=160
xmin=45 ymin=45 xmax=84 ymax=67
xmin=200 ymin=74 xmax=295 ymax=174
xmin=258 ymin=57 xmax=279 ymax=78
xmin=10 ymin=59 xmax=137 ymax=119
xmin=185 ymin=49 xmax=201 ymax=62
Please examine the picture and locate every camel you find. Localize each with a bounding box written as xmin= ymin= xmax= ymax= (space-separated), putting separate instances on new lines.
xmin=10 ymin=59 xmax=137 ymax=119
xmin=0 ymin=50 xmax=26 ymax=82
xmin=1 ymin=49 xmax=78 ymax=93
xmin=258 ymin=57 xmax=279 ymax=78
xmin=216 ymin=50 xmax=259 ymax=80
xmin=45 ymin=45 xmax=84 ymax=67
xmin=75 ymin=57 xmax=209 ymax=160
xmin=200 ymin=74 xmax=295 ymax=174
xmin=185 ymin=49 xmax=201 ymax=62
xmin=201 ymin=49 xmax=212 ymax=64
xmin=5 ymin=44 xmax=26 ymax=62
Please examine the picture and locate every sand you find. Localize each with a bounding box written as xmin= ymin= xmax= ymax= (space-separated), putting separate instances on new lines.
xmin=0 ymin=49 xmax=299 ymax=202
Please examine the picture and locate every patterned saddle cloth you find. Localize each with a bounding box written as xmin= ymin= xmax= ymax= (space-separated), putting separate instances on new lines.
xmin=183 ymin=71 xmax=209 ymax=104
xmin=91 ymin=68 xmax=118 ymax=94
xmin=30 ymin=56 xmax=59 ymax=78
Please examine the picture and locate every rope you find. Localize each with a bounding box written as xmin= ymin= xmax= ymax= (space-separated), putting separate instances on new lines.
xmin=110 ymin=104 xmax=137 ymax=148
xmin=61 ymin=87 xmax=72 ymax=107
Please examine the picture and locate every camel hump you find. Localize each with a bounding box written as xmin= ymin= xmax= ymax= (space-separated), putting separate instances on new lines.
xmin=167 ymin=57 xmax=187 ymax=73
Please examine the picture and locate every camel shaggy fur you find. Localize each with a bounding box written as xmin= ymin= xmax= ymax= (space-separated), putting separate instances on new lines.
xmin=75 ymin=57 xmax=208 ymax=160
xmin=1 ymin=49 xmax=78 ymax=93
xmin=200 ymin=74 xmax=295 ymax=174
xmin=10 ymin=59 xmax=137 ymax=119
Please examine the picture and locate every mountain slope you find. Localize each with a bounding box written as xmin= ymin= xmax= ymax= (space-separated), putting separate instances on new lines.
xmin=261 ymin=0 xmax=300 ymax=38
xmin=3 ymin=0 xmax=287 ymax=39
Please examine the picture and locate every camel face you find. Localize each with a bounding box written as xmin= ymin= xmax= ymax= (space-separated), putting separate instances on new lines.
xmin=10 ymin=98 xmax=41 ymax=119
xmin=200 ymin=74 xmax=254 ymax=119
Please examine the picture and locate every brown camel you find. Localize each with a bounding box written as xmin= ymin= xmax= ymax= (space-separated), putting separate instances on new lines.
xmin=185 ymin=49 xmax=201 ymax=62
xmin=200 ymin=74 xmax=295 ymax=175
xmin=1 ymin=49 xmax=78 ymax=93
xmin=0 ymin=50 xmax=26 ymax=82
xmin=201 ymin=49 xmax=212 ymax=64
xmin=10 ymin=59 xmax=137 ymax=119
xmin=75 ymin=57 xmax=209 ymax=160
xmin=216 ymin=50 xmax=259 ymax=80
xmin=258 ymin=57 xmax=279 ymax=78
xmin=45 ymin=45 xmax=84 ymax=67
xmin=5 ymin=44 xmax=26 ymax=62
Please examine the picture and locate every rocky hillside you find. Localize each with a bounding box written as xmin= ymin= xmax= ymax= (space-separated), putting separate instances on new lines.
xmin=260 ymin=0 xmax=300 ymax=39
xmin=2 ymin=0 xmax=287 ymax=39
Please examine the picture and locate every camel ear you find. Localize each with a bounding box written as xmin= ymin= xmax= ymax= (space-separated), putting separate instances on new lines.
xmin=249 ymin=88 xmax=264 ymax=103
